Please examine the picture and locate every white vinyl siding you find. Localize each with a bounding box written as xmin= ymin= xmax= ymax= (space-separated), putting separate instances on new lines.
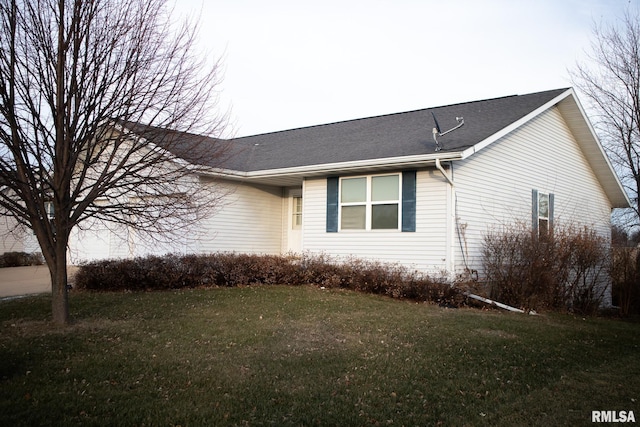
xmin=69 ymin=198 xmax=200 ymax=263
xmin=303 ymin=170 xmax=448 ymax=273
xmin=69 ymin=221 xmax=117 ymax=263
xmin=453 ymin=106 xmax=613 ymax=275
xmin=0 ymin=208 xmax=43 ymax=256
xmin=70 ymin=180 xmax=285 ymax=261
xmin=0 ymin=214 xmax=26 ymax=254
xmin=197 ymin=181 xmax=284 ymax=255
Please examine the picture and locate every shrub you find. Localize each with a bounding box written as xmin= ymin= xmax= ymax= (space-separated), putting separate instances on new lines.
xmin=481 ymin=223 xmax=611 ymax=313
xmin=611 ymin=247 xmax=640 ymax=316
xmin=74 ymin=252 xmax=463 ymax=306
xmin=561 ymin=227 xmax=611 ymax=314
xmin=0 ymin=251 xmax=44 ymax=268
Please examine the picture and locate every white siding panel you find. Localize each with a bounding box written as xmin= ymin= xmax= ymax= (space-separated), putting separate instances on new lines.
xmin=302 ymin=171 xmax=449 ymax=273
xmin=197 ymin=181 xmax=284 ymax=255
xmin=108 ymin=225 xmax=132 ymax=259
xmin=0 ymin=215 xmax=26 ymax=253
xmin=69 ymin=220 xmax=130 ymax=262
xmin=69 ymin=227 xmax=111 ymax=263
xmin=68 ymin=181 xmax=284 ymax=261
xmin=454 ymin=107 xmax=613 ymax=274
xmin=0 ymin=212 xmax=42 ymax=256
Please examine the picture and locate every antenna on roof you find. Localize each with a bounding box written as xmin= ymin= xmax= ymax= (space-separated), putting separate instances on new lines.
xmin=432 ymin=113 xmax=464 ymax=151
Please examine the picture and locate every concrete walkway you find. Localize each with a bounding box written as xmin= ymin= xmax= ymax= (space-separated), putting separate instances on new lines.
xmin=0 ymin=265 xmax=79 ymax=298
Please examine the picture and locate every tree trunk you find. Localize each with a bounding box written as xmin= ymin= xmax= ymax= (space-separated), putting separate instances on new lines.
xmin=49 ymin=0 xmax=69 ymax=326
xmin=49 ymin=239 xmax=69 ymax=325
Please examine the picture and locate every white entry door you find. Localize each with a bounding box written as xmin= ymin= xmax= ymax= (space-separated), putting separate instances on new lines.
xmin=287 ymin=190 xmax=303 ymax=253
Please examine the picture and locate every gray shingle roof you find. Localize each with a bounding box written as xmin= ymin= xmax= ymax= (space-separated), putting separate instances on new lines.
xmin=227 ymin=88 xmax=568 ymax=171
xmin=123 ymin=88 xmax=569 ymax=172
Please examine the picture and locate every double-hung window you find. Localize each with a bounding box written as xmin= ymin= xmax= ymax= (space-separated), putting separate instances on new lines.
xmin=340 ymin=174 xmax=400 ymax=230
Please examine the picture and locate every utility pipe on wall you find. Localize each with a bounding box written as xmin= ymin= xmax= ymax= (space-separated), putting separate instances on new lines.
xmin=435 ymin=158 xmax=456 ymax=274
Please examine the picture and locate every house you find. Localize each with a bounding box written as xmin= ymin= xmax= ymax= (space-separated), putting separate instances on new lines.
xmin=64 ymin=88 xmax=628 ymax=278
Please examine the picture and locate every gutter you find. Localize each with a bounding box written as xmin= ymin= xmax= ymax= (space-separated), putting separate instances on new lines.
xmin=202 ymin=152 xmax=465 ymax=182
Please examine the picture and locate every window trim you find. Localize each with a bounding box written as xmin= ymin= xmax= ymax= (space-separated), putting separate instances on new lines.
xmin=338 ymin=173 xmax=402 ymax=231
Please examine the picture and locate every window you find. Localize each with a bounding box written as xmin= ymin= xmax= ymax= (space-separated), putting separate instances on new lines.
xmin=44 ymin=201 xmax=55 ymax=220
xmin=292 ymin=196 xmax=302 ymax=229
xmin=538 ymin=192 xmax=550 ymax=239
xmin=326 ymin=171 xmax=415 ymax=233
xmin=532 ymin=189 xmax=554 ymax=238
xmin=339 ymin=174 xmax=400 ymax=230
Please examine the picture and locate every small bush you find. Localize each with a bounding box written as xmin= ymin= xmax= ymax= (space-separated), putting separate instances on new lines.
xmin=0 ymin=251 xmax=44 ymax=268
xmin=74 ymin=252 xmax=462 ymax=306
xmin=481 ymin=223 xmax=611 ymax=313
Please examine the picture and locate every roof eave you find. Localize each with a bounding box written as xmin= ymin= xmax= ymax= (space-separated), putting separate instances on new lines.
xmin=557 ymin=90 xmax=631 ymax=208
xmin=201 ymin=152 xmax=465 ymax=186
xmin=460 ymin=88 xmax=576 ymax=160
xmin=460 ymin=88 xmax=630 ymax=209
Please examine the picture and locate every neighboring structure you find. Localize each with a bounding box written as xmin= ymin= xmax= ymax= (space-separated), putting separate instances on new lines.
xmin=0 ymin=190 xmax=50 ymax=255
xmin=0 ymin=214 xmax=39 ymax=254
xmin=4 ymin=88 xmax=629 ymax=278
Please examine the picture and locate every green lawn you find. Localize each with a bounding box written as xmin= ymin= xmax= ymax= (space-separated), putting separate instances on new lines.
xmin=1 ymin=286 xmax=639 ymax=426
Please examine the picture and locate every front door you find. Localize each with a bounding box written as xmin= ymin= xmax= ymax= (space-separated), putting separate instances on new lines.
xmin=287 ymin=190 xmax=303 ymax=253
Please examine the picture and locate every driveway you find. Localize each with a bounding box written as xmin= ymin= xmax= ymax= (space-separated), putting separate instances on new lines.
xmin=0 ymin=265 xmax=78 ymax=298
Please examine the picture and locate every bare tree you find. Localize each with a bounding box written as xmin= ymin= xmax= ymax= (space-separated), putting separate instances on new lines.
xmin=0 ymin=0 xmax=229 ymax=324
xmin=570 ymin=9 xmax=639 ymax=229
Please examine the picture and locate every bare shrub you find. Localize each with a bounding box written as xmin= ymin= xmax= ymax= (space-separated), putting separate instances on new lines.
xmin=611 ymin=247 xmax=640 ymax=316
xmin=0 ymin=252 xmax=44 ymax=268
xmin=561 ymin=227 xmax=611 ymax=315
xmin=75 ymin=252 xmax=461 ymax=306
xmin=482 ymin=223 xmax=611 ymax=313
xmin=481 ymin=223 xmax=556 ymax=309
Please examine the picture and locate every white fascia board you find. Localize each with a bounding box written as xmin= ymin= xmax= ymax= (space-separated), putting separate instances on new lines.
xmin=202 ymin=152 xmax=464 ymax=181
xmin=460 ymin=88 xmax=574 ymax=160
xmin=459 ymin=88 xmax=630 ymax=208
xmin=558 ymin=89 xmax=631 ymax=208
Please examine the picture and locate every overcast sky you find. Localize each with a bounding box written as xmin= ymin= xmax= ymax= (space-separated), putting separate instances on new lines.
xmin=173 ymin=0 xmax=634 ymax=137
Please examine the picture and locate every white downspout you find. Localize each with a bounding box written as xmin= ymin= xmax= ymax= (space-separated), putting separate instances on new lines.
xmin=435 ymin=158 xmax=454 ymax=187
xmin=463 ymin=292 xmax=527 ymax=313
xmin=435 ymin=159 xmax=456 ymax=275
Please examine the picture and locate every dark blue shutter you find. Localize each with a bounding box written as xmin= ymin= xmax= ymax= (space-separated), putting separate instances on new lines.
xmin=532 ymin=189 xmax=539 ymax=234
xmin=326 ymin=177 xmax=339 ymax=232
xmin=402 ymin=171 xmax=416 ymax=232
xmin=549 ymin=193 xmax=554 ymax=231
